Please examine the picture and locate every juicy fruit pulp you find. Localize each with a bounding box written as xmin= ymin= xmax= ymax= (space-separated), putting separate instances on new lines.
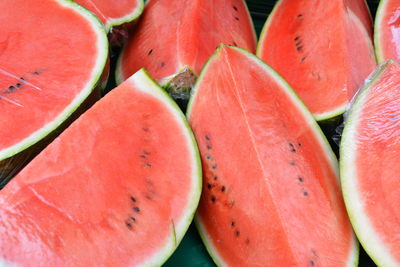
xmin=187 ymin=45 xmax=356 ymax=266
xmin=340 ymin=60 xmax=400 ymax=266
xmin=0 ymin=0 xmax=108 ymax=186
xmin=374 ymin=0 xmax=400 ymax=62
xmin=0 ymin=69 xmax=201 ymax=266
xmin=116 ymin=0 xmax=256 ymax=88
xmin=257 ymin=0 xmax=376 ymax=120
xmin=74 ymin=0 xmax=144 ymax=31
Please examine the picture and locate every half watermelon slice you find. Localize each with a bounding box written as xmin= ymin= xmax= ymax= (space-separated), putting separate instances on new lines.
xmin=0 ymin=69 xmax=201 ymax=266
xmin=340 ymin=60 xmax=400 ymax=266
xmin=0 ymin=0 xmax=108 ymax=186
xmin=73 ymin=0 xmax=144 ymax=32
xmin=116 ymin=0 xmax=257 ymax=99
xmin=187 ymin=45 xmax=357 ymax=266
xmin=257 ymin=0 xmax=376 ymax=121
xmin=374 ymin=0 xmax=400 ymax=63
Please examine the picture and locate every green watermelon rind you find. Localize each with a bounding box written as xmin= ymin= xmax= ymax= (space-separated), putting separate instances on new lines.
xmin=0 ymin=0 xmax=108 ymax=162
xmin=130 ymin=69 xmax=203 ymax=266
xmin=103 ymin=0 xmax=144 ymax=32
xmin=340 ymin=59 xmax=399 ymax=267
xmin=373 ymin=0 xmax=389 ymax=63
xmin=187 ymin=44 xmax=358 ymax=267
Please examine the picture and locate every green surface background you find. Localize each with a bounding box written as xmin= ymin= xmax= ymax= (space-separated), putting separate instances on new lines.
xmin=163 ymin=1 xmax=380 ymax=266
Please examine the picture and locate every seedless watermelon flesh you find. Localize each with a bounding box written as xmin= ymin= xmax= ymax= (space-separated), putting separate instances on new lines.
xmin=187 ymin=45 xmax=357 ymax=266
xmin=74 ymin=0 xmax=144 ymax=32
xmin=340 ymin=60 xmax=400 ymax=266
xmin=116 ymin=0 xmax=256 ymax=98
xmin=374 ymin=0 xmax=400 ymax=62
xmin=0 ymin=0 xmax=108 ymax=186
xmin=0 ymin=69 xmax=201 ymax=266
xmin=257 ymin=0 xmax=376 ymax=121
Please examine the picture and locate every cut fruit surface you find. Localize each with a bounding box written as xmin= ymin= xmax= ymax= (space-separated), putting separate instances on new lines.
xmin=187 ymin=45 xmax=357 ymax=266
xmin=257 ymin=0 xmax=376 ymax=121
xmin=0 ymin=69 xmax=201 ymax=266
xmin=74 ymin=0 xmax=144 ymax=31
xmin=116 ymin=0 xmax=256 ymax=88
xmin=340 ymin=60 xmax=400 ymax=267
xmin=0 ymin=0 xmax=108 ymax=185
xmin=374 ymin=0 xmax=400 ymax=62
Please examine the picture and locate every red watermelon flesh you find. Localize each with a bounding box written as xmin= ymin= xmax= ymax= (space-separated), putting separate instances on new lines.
xmin=0 ymin=69 xmax=201 ymax=266
xmin=346 ymin=0 xmax=373 ymax=37
xmin=116 ymin=0 xmax=256 ymax=87
xmin=187 ymin=45 xmax=357 ymax=266
xmin=374 ymin=0 xmax=400 ymax=62
xmin=257 ymin=0 xmax=376 ymax=121
xmin=340 ymin=60 xmax=400 ymax=266
xmin=74 ymin=0 xmax=144 ymax=31
xmin=0 ymin=0 xmax=108 ymax=185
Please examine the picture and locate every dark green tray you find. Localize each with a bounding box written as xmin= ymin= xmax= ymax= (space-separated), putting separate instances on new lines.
xmin=163 ymin=1 xmax=380 ymax=266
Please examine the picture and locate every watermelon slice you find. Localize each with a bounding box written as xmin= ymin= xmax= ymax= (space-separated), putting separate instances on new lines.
xmin=74 ymin=0 xmax=144 ymax=32
xmin=116 ymin=0 xmax=257 ymax=99
xmin=374 ymin=0 xmax=400 ymax=63
xmin=257 ymin=0 xmax=376 ymax=121
xmin=0 ymin=69 xmax=201 ymax=266
xmin=340 ymin=60 xmax=400 ymax=266
xmin=187 ymin=45 xmax=357 ymax=266
xmin=0 ymin=0 xmax=108 ymax=186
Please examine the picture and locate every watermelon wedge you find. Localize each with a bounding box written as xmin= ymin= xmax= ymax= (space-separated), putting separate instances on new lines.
xmin=0 ymin=69 xmax=201 ymax=266
xmin=116 ymin=0 xmax=257 ymax=98
xmin=374 ymin=0 xmax=400 ymax=62
xmin=187 ymin=45 xmax=357 ymax=266
xmin=0 ymin=0 xmax=108 ymax=186
xmin=257 ymin=0 xmax=376 ymax=121
xmin=74 ymin=0 xmax=144 ymax=32
xmin=340 ymin=60 xmax=400 ymax=266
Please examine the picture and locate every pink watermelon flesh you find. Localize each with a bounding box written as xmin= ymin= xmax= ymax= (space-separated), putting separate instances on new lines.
xmin=0 ymin=0 xmax=107 ymax=184
xmin=74 ymin=0 xmax=143 ymax=31
xmin=375 ymin=0 xmax=400 ymax=62
xmin=346 ymin=0 xmax=373 ymax=37
xmin=0 ymin=69 xmax=201 ymax=266
xmin=187 ymin=45 xmax=356 ymax=266
xmin=257 ymin=0 xmax=376 ymax=121
xmin=341 ymin=60 xmax=400 ymax=266
xmin=116 ymin=0 xmax=256 ymax=88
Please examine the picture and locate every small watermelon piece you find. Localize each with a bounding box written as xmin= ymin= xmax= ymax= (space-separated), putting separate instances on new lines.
xmin=340 ymin=60 xmax=400 ymax=266
xmin=74 ymin=0 xmax=144 ymax=32
xmin=374 ymin=0 xmax=400 ymax=63
xmin=0 ymin=0 xmax=108 ymax=186
xmin=187 ymin=45 xmax=357 ymax=266
xmin=116 ymin=0 xmax=256 ymax=99
xmin=257 ymin=0 xmax=376 ymax=121
xmin=0 ymin=69 xmax=201 ymax=266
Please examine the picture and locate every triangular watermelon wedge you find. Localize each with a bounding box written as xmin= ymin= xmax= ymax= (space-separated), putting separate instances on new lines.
xmin=116 ymin=0 xmax=257 ymax=100
xmin=0 ymin=0 xmax=108 ymax=187
xmin=187 ymin=45 xmax=357 ymax=266
xmin=340 ymin=60 xmax=400 ymax=266
xmin=257 ymin=0 xmax=376 ymax=121
xmin=0 ymin=69 xmax=201 ymax=266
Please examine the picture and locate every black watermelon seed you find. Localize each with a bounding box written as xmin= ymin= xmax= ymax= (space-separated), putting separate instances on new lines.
xmin=310 ymin=260 xmax=315 ymax=266
xmin=16 ymin=83 xmax=22 ymax=88
xmin=207 ymin=145 xmax=212 ymax=150
xmin=234 ymin=16 xmax=239 ymax=21
xmin=290 ymin=161 xmax=296 ymax=166
xmin=303 ymin=191 xmax=309 ymax=196
xmin=33 ymin=71 xmax=40 ymax=75
xmin=211 ymin=195 xmax=216 ymax=203
xmin=298 ymin=143 xmax=302 ymax=147
xmin=125 ymin=221 xmax=132 ymax=229
xmin=160 ymin=62 xmax=166 ymax=67
xmin=294 ymin=36 xmax=301 ymax=41
xmin=214 ymin=176 xmax=218 ymax=180
xmin=233 ymin=5 xmax=238 ymax=11
xmin=133 ymin=207 xmax=140 ymax=212
xmin=207 ymin=183 xmax=212 ymax=190
xmin=148 ymin=49 xmax=153 ymax=55
xmin=297 ymin=14 xmax=303 ymax=18
xmin=301 ymin=56 xmax=307 ymax=62
xmin=289 ymin=143 xmax=296 ymax=152
xmin=231 ymin=221 xmax=236 ymax=227
xmin=296 ymin=45 xmax=304 ymax=52
xmin=130 ymin=196 xmax=137 ymax=202
xmin=235 ymin=230 xmax=240 ymax=236
xmin=221 ymin=186 xmax=226 ymax=192
xmin=211 ymin=164 xmax=217 ymax=169
xmin=130 ymin=217 xmax=136 ymax=222
xmin=205 ymin=135 xmax=210 ymax=140
xmin=206 ymin=154 xmax=212 ymax=160
xmin=8 ymin=85 xmax=15 ymax=91
xmin=298 ymin=176 xmax=304 ymax=182
xmin=19 ymin=77 xmax=25 ymax=81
